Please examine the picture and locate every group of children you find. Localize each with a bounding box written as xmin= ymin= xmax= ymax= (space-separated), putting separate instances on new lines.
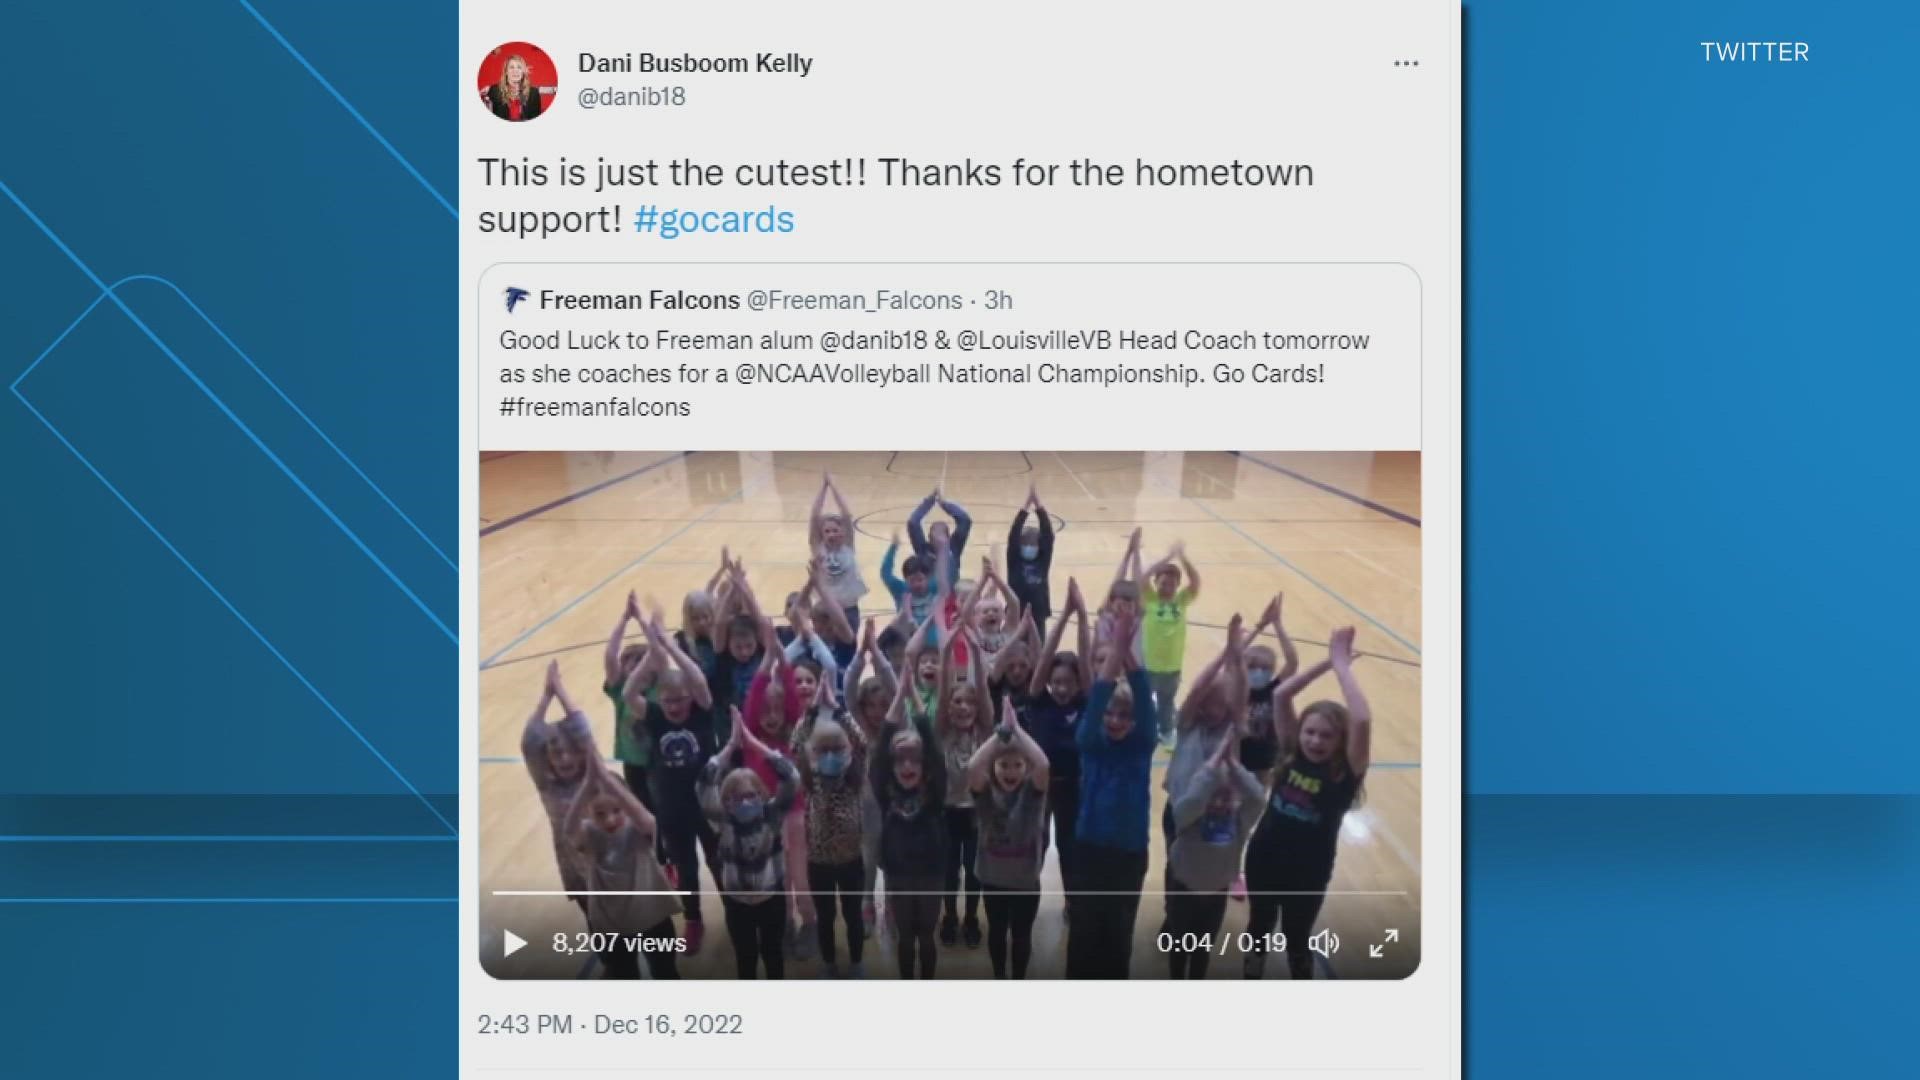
xmin=519 ymin=474 xmax=1375 ymax=980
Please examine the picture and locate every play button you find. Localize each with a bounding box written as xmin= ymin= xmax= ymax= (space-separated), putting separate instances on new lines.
xmin=503 ymin=930 xmax=527 ymax=958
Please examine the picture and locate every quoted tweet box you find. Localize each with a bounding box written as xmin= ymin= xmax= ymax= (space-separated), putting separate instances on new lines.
xmin=477 ymin=262 xmax=1422 ymax=451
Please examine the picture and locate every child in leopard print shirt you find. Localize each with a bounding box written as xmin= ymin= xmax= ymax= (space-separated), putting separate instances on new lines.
xmin=794 ymin=682 xmax=869 ymax=977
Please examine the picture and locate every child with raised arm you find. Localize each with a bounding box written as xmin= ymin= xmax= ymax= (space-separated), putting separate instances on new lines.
xmin=707 ymin=564 xmax=771 ymax=736
xmin=1024 ymin=579 xmax=1093 ymax=904
xmin=1005 ymin=483 xmax=1056 ymax=625
xmin=602 ymin=592 xmax=655 ymax=803
xmin=934 ymin=612 xmax=992 ymax=948
xmin=1239 ymin=594 xmax=1301 ymax=780
xmin=1142 ymin=542 xmax=1203 ymax=745
xmin=844 ymin=618 xmax=899 ymax=935
xmin=1066 ymin=607 xmax=1159 ymax=979
xmin=968 ymin=697 xmax=1050 ymax=979
xmin=698 ymin=706 xmax=802 ymax=979
xmin=988 ymin=606 xmax=1040 ymax=727
xmin=1164 ymin=722 xmax=1267 ymax=979
xmin=671 ymin=548 xmax=730 ymax=678
xmin=967 ymin=556 xmax=1022 ymax=677
xmin=522 ymin=660 xmax=599 ymax=920
xmin=908 ymin=485 xmax=972 ymax=587
xmin=1242 ymin=627 xmax=1371 ymax=980
xmin=628 ymin=612 xmax=720 ymax=956
xmin=735 ymin=612 xmax=819 ymax=962
xmin=564 ymin=756 xmax=683 ymax=979
xmin=809 ymin=472 xmax=869 ymax=630
xmin=793 ymin=677 xmax=869 ymax=978
xmin=778 ymin=561 xmax=857 ymax=691
xmin=880 ymin=529 xmax=946 ymax=632
xmin=1163 ymin=615 xmax=1250 ymax=847
xmin=870 ymin=674 xmax=948 ymax=978
xmin=1096 ymin=527 xmax=1148 ymax=668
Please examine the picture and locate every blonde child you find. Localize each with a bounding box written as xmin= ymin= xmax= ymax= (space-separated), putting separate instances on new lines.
xmin=521 ymin=660 xmax=597 ymax=920
xmin=967 ymin=696 xmax=1050 ymax=979
xmin=1243 ymin=627 xmax=1372 ymax=980
xmin=809 ymin=472 xmax=869 ymax=630
xmin=1164 ymin=723 xmax=1266 ymax=979
xmin=934 ymin=615 xmax=992 ymax=948
xmin=698 ymin=707 xmax=802 ymax=979
xmin=1142 ymin=542 xmax=1204 ymax=744
xmin=564 ymin=756 xmax=683 ymax=979
xmin=794 ymin=678 xmax=869 ymax=977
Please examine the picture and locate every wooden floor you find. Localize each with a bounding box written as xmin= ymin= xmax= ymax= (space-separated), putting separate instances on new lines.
xmin=479 ymin=451 xmax=1421 ymax=979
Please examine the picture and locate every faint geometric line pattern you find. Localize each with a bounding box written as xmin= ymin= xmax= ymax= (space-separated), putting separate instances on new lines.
xmin=3 ymin=182 xmax=455 ymax=837
xmin=14 ymin=276 xmax=454 ymax=572
xmin=8 ymin=386 xmax=455 ymax=836
xmin=1 ymin=183 xmax=453 ymax=643
xmin=234 ymin=0 xmax=457 ymax=218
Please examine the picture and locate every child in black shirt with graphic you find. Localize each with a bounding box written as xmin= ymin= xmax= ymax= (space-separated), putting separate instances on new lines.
xmin=1242 ymin=626 xmax=1371 ymax=980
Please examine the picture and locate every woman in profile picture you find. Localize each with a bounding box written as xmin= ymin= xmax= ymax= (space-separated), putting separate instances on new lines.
xmin=485 ymin=53 xmax=542 ymax=121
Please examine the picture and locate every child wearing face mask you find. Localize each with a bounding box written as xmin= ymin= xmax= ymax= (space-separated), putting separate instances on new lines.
xmin=871 ymin=674 xmax=949 ymax=978
xmin=967 ymin=697 xmax=1051 ymax=979
xmin=564 ymin=755 xmax=683 ymax=980
xmin=1242 ymin=627 xmax=1371 ymax=981
xmin=794 ymin=680 xmax=869 ymax=978
xmin=698 ymin=707 xmax=802 ymax=980
xmin=1164 ymin=729 xmax=1266 ymax=979
xmin=1238 ymin=594 xmax=1301 ymax=780
xmin=522 ymin=660 xmax=599 ymax=922
xmin=1005 ymin=483 xmax=1055 ymax=625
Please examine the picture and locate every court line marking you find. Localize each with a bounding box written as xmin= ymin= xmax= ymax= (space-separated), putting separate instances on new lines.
xmin=13 ymin=276 xmax=455 ymax=584
xmin=1229 ymin=451 xmax=1421 ymax=527
xmin=1156 ymin=476 xmax=1420 ymax=656
xmin=0 ymin=206 xmax=455 ymax=643
xmin=1051 ymin=450 xmax=1099 ymax=500
xmin=3 ymin=188 xmax=453 ymax=836
xmin=479 ymin=490 xmax=745 ymax=668
xmin=8 ymin=388 xmax=455 ymax=836
xmin=481 ymin=452 xmax=693 ymax=536
xmin=234 ymin=0 xmax=456 ymax=218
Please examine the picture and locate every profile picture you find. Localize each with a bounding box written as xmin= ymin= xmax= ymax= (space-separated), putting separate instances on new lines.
xmin=478 ymin=42 xmax=557 ymax=122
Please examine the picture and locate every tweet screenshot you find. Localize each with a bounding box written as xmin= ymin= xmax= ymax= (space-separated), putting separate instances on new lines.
xmin=462 ymin=1 xmax=1459 ymax=1076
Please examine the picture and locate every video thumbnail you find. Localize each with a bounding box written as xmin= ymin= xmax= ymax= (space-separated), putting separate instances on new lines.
xmin=479 ymin=451 xmax=1420 ymax=979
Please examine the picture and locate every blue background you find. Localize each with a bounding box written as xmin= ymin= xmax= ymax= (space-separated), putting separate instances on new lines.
xmin=2 ymin=1 xmax=1913 ymax=1076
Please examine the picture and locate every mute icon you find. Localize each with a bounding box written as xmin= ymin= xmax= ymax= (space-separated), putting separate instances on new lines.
xmin=1309 ymin=928 xmax=1340 ymax=958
